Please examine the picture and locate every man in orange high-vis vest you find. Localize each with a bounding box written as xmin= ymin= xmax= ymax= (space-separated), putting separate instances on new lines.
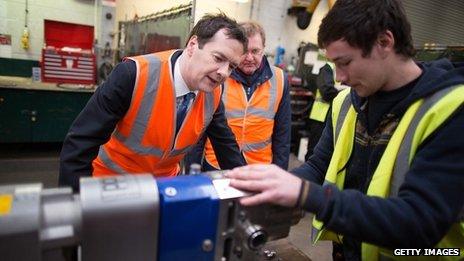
xmin=187 ymin=21 xmax=291 ymax=171
xmin=59 ymin=14 xmax=248 ymax=191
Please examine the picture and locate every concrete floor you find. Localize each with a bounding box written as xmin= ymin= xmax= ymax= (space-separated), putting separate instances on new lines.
xmin=0 ymin=143 xmax=61 ymax=187
xmin=0 ymin=145 xmax=331 ymax=260
xmin=286 ymin=154 xmax=332 ymax=261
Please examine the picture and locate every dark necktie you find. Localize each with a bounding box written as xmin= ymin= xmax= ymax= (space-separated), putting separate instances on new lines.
xmin=176 ymin=92 xmax=195 ymax=133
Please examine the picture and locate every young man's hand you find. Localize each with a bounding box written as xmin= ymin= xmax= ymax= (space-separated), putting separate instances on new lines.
xmin=226 ymin=164 xmax=302 ymax=207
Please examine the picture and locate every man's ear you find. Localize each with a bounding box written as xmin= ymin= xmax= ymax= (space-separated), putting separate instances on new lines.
xmin=185 ymin=35 xmax=198 ymax=57
xmin=376 ymin=30 xmax=395 ymax=58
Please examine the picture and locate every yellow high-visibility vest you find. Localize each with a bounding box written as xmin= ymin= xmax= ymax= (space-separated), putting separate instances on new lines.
xmin=308 ymin=62 xmax=335 ymax=122
xmin=312 ymin=86 xmax=464 ymax=260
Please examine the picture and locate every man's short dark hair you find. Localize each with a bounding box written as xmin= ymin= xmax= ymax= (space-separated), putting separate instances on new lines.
xmin=187 ymin=13 xmax=248 ymax=52
xmin=318 ymin=0 xmax=415 ymax=58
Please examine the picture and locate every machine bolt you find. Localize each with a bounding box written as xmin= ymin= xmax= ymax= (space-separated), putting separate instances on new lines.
xmin=233 ymin=246 xmax=243 ymax=258
xmin=164 ymin=187 xmax=177 ymax=197
xmin=202 ymin=239 xmax=214 ymax=252
xmin=263 ymin=249 xmax=277 ymax=259
xmin=238 ymin=211 xmax=246 ymax=221
xmin=189 ymin=163 xmax=201 ymax=175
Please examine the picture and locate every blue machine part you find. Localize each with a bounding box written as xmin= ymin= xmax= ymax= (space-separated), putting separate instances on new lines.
xmin=157 ymin=175 xmax=219 ymax=260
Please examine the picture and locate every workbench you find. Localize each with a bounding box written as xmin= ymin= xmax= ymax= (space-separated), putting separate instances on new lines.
xmin=0 ymin=76 xmax=94 ymax=143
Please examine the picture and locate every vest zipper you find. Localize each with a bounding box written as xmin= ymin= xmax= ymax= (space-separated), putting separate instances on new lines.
xmin=240 ymin=86 xmax=255 ymax=153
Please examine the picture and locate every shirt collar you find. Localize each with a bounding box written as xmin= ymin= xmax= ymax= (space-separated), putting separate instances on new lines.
xmin=174 ymin=53 xmax=198 ymax=98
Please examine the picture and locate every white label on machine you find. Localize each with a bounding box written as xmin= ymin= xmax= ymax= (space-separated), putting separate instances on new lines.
xmin=212 ymin=178 xmax=249 ymax=200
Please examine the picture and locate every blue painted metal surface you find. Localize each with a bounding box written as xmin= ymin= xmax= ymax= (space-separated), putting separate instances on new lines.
xmin=157 ymin=175 xmax=219 ymax=261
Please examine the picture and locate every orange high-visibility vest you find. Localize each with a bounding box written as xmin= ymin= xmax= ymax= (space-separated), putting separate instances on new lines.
xmin=92 ymin=50 xmax=221 ymax=177
xmin=204 ymin=66 xmax=284 ymax=168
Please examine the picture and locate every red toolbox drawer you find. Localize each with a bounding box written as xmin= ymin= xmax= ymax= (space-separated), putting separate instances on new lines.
xmin=42 ymin=48 xmax=96 ymax=84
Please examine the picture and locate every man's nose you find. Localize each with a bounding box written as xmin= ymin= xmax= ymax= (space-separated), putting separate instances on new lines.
xmin=244 ymin=52 xmax=254 ymax=61
xmin=335 ymin=68 xmax=347 ymax=83
xmin=217 ymin=62 xmax=230 ymax=79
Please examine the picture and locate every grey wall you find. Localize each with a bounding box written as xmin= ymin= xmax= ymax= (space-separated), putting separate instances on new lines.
xmin=403 ymin=0 xmax=464 ymax=46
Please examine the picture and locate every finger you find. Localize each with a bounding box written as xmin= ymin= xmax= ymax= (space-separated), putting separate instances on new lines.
xmin=229 ymin=178 xmax=267 ymax=192
xmin=245 ymin=164 xmax=274 ymax=171
xmin=230 ymin=164 xmax=272 ymax=173
xmin=226 ymin=168 xmax=264 ymax=180
xmin=242 ymin=164 xmax=282 ymax=179
xmin=239 ymin=191 xmax=273 ymax=206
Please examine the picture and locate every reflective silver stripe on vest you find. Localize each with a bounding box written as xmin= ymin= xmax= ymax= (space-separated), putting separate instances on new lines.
xmin=113 ymin=54 xmax=164 ymax=157
xmin=224 ymin=66 xmax=281 ymax=120
xmin=226 ymin=109 xmax=245 ymax=118
xmin=390 ymin=85 xmax=461 ymax=196
xmin=242 ymin=138 xmax=272 ymax=152
xmin=310 ymin=180 xmax=335 ymax=241
xmin=171 ymin=144 xmax=195 ymax=156
xmin=310 ymin=225 xmax=318 ymax=243
xmin=97 ymin=147 xmax=127 ymax=174
xmin=247 ymin=107 xmax=276 ymax=118
xmin=334 ymin=92 xmax=353 ymax=142
xmin=202 ymin=91 xmax=215 ymax=128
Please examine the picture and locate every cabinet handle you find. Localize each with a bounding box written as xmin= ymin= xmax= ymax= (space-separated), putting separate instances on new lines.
xmin=30 ymin=110 xmax=38 ymax=122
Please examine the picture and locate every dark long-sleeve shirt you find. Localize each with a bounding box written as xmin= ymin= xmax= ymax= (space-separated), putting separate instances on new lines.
xmin=292 ymin=59 xmax=464 ymax=257
xmin=59 ymin=51 xmax=245 ymax=190
xmin=316 ymin=63 xmax=339 ymax=102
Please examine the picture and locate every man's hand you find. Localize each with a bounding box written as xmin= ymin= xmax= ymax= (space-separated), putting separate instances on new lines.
xmin=226 ymin=164 xmax=302 ymax=207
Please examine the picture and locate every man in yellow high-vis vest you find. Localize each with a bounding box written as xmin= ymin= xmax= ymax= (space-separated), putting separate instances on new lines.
xmin=227 ymin=0 xmax=464 ymax=260
xmin=305 ymin=62 xmax=339 ymax=160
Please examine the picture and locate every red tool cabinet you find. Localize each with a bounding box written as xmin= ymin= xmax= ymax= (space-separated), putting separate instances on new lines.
xmin=41 ymin=20 xmax=96 ymax=84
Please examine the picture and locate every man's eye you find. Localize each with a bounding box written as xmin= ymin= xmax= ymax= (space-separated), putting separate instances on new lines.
xmin=213 ymin=55 xmax=223 ymax=62
xmin=340 ymin=60 xmax=351 ymax=66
